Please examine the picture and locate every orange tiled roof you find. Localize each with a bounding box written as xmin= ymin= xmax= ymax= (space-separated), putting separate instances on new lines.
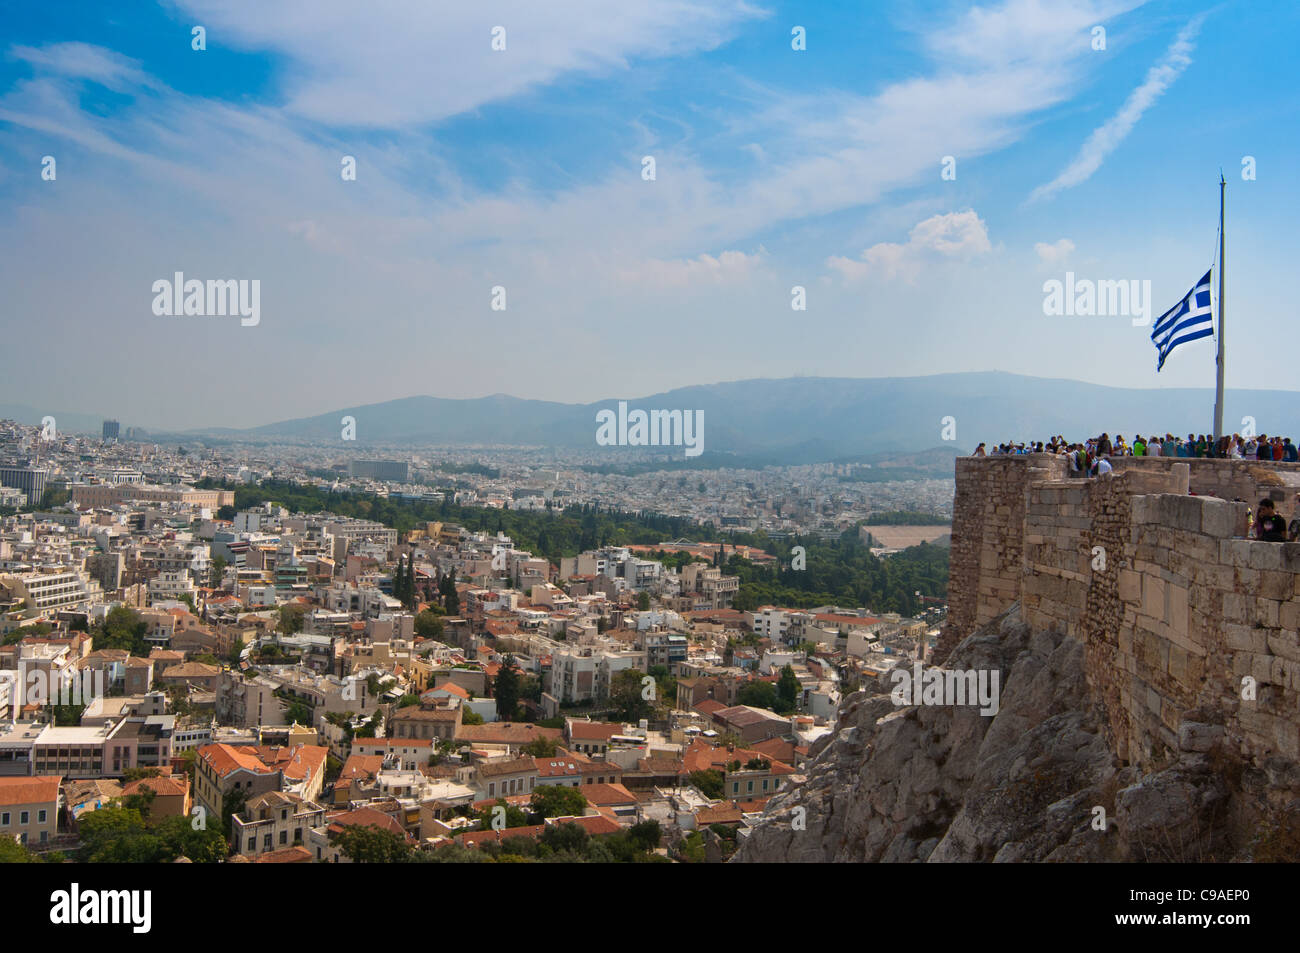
xmin=0 ymin=775 xmax=62 ymax=807
xmin=121 ymin=774 xmax=188 ymax=798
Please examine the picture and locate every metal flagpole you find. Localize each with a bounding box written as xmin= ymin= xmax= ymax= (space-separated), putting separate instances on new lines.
xmin=1213 ymin=173 xmax=1226 ymax=440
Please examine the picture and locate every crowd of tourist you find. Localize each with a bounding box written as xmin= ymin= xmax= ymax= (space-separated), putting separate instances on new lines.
xmin=970 ymin=432 xmax=1300 ymax=542
xmin=973 ymin=432 xmax=1299 ymax=462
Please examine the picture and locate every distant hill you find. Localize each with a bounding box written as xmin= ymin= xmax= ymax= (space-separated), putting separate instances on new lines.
xmin=0 ymin=404 xmax=110 ymax=437
xmin=201 ymin=373 xmax=1300 ymax=462
xmin=11 ymin=373 xmax=1299 ymax=464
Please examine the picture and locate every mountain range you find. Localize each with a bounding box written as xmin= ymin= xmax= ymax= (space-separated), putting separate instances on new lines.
xmin=6 ymin=373 xmax=1297 ymax=465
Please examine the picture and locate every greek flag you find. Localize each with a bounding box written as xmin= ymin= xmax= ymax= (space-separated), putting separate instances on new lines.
xmin=1151 ymin=269 xmax=1214 ymax=371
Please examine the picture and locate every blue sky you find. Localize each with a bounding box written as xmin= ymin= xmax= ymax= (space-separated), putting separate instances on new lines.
xmin=0 ymin=0 xmax=1296 ymax=430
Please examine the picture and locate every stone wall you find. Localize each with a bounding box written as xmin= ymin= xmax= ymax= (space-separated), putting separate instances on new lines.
xmin=944 ymin=454 xmax=1065 ymax=660
xmin=942 ymin=455 xmax=1300 ymax=780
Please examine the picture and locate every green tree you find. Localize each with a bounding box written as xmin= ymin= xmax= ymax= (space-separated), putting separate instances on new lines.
xmin=476 ymin=801 xmax=530 ymax=830
xmin=221 ymin=787 xmax=247 ymax=843
xmin=154 ymin=813 xmax=228 ymax=863
xmin=277 ymin=604 xmax=307 ymax=635
xmin=494 ymin=654 xmax=521 ymax=719
xmin=628 ymin=820 xmax=662 ymax=851
xmin=636 ymin=591 xmax=651 ymax=611
xmin=285 ymin=700 xmax=313 ymax=725
xmin=777 ymin=664 xmax=800 ymax=714
xmin=540 ymin=820 xmax=589 ymax=855
xmin=0 ymin=838 xmax=41 ymax=863
xmin=520 ymin=736 xmax=559 ymax=757
xmin=688 ymin=769 xmax=724 ymax=799
xmin=208 ymin=555 xmax=228 ymax=589
xmin=648 ymin=664 xmax=676 ymax=704
xmin=530 ymin=785 xmax=587 ymax=820
xmin=334 ymin=824 xmax=413 ymax=863
xmin=443 ymin=578 xmax=460 ymax=616
xmin=96 ymin=606 xmax=148 ymax=655
xmin=414 ymin=609 xmax=444 ymax=641
xmin=738 ymin=680 xmax=777 ymax=711
xmin=608 ymin=668 xmax=655 ymax=722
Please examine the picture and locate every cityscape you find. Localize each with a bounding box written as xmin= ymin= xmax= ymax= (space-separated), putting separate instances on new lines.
xmin=1 ymin=0 xmax=1293 ymax=934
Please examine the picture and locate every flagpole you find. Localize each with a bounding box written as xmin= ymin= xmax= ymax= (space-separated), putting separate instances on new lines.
xmin=1213 ymin=173 xmax=1225 ymax=441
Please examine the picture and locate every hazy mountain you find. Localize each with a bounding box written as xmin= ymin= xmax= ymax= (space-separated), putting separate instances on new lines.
xmin=210 ymin=373 xmax=1299 ymax=460
xmin=11 ymin=374 xmax=1297 ymax=465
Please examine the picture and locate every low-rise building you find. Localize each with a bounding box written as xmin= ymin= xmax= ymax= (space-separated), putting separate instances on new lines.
xmin=0 ymin=775 xmax=61 ymax=847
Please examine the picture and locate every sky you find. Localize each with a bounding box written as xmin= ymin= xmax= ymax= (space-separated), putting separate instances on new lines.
xmin=1 ymin=0 xmax=1296 ymax=431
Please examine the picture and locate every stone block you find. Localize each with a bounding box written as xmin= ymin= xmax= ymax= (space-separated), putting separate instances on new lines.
xmin=1199 ymin=499 xmax=1238 ymax=538
xmin=1169 ymin=462 xmax=1191 ymax=494
xmin=1232 ymin=567 xmax=1260 ymax=591
xmin=1222 ymin=592 xmax=1252 ymax=623
xmin=1161 ymin=495 xmax=1204 ymax=533
xmin=1142 ymin=575 xmax=1167 ymax=619
xmin=1118 ymin=569 xmax=1141 ymax=603
xmin=1248 ymin=543 xmax=1286 ymax=572
xmin=1168 ymin=584 xmax=1189 ymax=634
xmin=1178 ymin=720 xmax=1224 ymax=752
xmin=1224 ymin=623 xmax=1256 ymax=652
xmin=1130 ymin=496 xmax=1156 ymax=524
xmin=1273 ymin=722 xmax=1300 ymax=761
xmin=1260 ymin=600 xmax=1280 ymax=629
xmin=1252 ymin=654 xmax=1273 ymax=686
xmin=1220 ymin=538 xmax=1252 ymax=567
xmin=1279 ymin=544 xmax=1300 ymax=573
xmin=1259 ymin=570 xmax=1293 ymax=601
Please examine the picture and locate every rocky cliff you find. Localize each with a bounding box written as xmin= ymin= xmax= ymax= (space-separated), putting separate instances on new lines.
xmin=733 ymin=605 xmax=1294 ymax=863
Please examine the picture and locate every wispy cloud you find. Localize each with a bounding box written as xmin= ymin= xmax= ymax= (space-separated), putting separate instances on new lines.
xmin=1029 ymin=12 xmax=1207 ymax=202
xmin=170 ymin=0 xmax=769 ymax=127
xmin=9 ymin=41 xmax=153 ymax=91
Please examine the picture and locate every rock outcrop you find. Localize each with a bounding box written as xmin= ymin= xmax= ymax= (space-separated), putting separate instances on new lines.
xmin=733 ymin=605 xmax=1255 ymax=863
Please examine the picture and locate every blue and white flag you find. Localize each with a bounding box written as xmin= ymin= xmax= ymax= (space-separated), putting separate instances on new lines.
xmin=1151 ymin=269 xmax=1213 ymax=371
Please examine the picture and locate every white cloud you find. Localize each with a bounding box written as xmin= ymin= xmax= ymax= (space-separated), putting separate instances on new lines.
xmin=1029 ymin=13 xmax=1206 ymax=202
xmin=616 ymin=248 xmax=764 ymax=287
xmin=9 ymin=42 xmax=152 ymax=90
xmin=828 ymin=210 xmax=992 ymax=282
xmin=1035 ymin=238 xmax=1075 ymax=263
xmin=169 ymin=0 xmax=768 ymax=127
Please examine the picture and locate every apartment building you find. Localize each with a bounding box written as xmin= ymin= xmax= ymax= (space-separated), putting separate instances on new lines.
xmin=680 ymin=563 xmax=739 ymax=610
xmin=0 ymin=775 xmax=61 ymax=847
xmin=231 ymin=790 xmax=327 ymax=857
xmin=549 ymin=645 xmax=646 ymax=704
xmin=193 ymin=743 xmax=329 ymax=820
xmin=0 ymin=466 xmax=48 ymax=507
xmin=0 ymin=567 xmax=103 ymax=615
xmin=476 ymin=756 xmax=539 ymax=799
xmin=389 ymin=703 xmax=462 ymax=741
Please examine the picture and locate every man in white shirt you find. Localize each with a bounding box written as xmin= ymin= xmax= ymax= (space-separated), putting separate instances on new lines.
xmin=1096 ymin=455 xmax=1113 ymax=476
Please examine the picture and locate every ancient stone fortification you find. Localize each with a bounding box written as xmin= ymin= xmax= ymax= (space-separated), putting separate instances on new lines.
xmin=940 ymin=455 xmax=1300 ymax=774
xmin=733 ymin=455 xmax=1300 ymax=863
